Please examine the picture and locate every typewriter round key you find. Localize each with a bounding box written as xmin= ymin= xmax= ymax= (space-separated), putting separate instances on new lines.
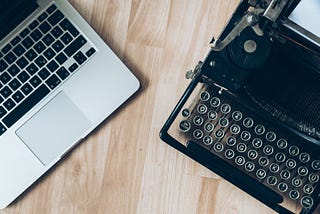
xmin=275 ymin=152 xmax=286 ymax=163
xmin=208 ymin=111 xmax=218 ymax=120
xmin=225 ymin=149 xmax=235 ymax=159
xmin=204 ymin=122 xmax=214 ymax=132
xmin=219 ymin=118 xmax=229 ymax=127
xmin=237 ymin=143 xmax=247 ymax=153
xmin=220 ymin=104 xmax=231 ymax=114
xmin=197 ymin=104 xmax=207 ymax=114
xmin=299 ymin=153 xmax=310 ymax=163
xmin=267 ymin=176 xmax=277 ymax=186
xmin=277 ymin=139 xmax=288 ymax=149
xmin=303 ymin=184 xmax=314 ymax=195
xmin=292 ymin=177 xmax=302 ymax=188
xmin=230 ymin=124 xmax=240 ymax=134
xmin=308 ymin=173 xmax=319 ymax=183
xmin=289 ymin=146 xmax=300 ymax=156
xmin=213 ymin=142 xmax=224 ymax=152
xmin=203 ymin=136 xmax=213 ymax=146
xmin=243 ymin=117 xmax=254 ymax=128
xmin=311 ymin=160 xmax=320 ymax=171
xmin=263 ymin=145 xmax=274 ymax=156
xmin=258 ymin=156 xmax=269 ymax=167
xmin=252 ymin=138 xmax=263 ymax=149
xmin=248 ymin=150 xmax=258 ymax=160
xmin=210 ymin=97 xmax=221 ymax=107
xmin=254 ymin=124 xmax=265 ymax=135
xmin=235 ymin=156 xmax=245 ymax=166
xmin=226 ymin=136 xmax=236 ymax=146
xmin=289 ymin=190 xmax=300 ymax=200
xmin=215 ymin=129 xmax=225 ymax=139
xmin=280 ymin=170 xmax=291 ymax=180
xmin=298 ymin=166 xmax=309 ymax=177
xmin=301 ymin=196 xmax=313 ymax=208
xmin=193 ymin=116 xmax=204 ymax=126
xmin=269 ymin=163 xmax=280 ymax=173
xmin=193 ymin=129 xmax=204 ymax=140
xmin=200 ymin=91 xmax=210 ymax=101
xmin=277 ymin=182 xmax=288 ymax=193
xmin=181 ymin=109 xmax=190 ymax=117
xmin=256 ymin=169 xmax=266 ymax=179
xmin=265 ymin=131 xmax=276 ymax=142
xmin=286 ymin=159 xmax=296 ymax=169
xmin=232 ymin=111 xmax=242 ymax=121
xmin=245 ymin=162 xmax=255 ymax=172
xmin=179 ymin=121 xmax=191 ymax=132
xmin=240 ymin=131 xmax=251 ymax=141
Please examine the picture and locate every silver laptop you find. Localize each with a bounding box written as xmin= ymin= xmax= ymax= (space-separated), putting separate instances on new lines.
xmin=0 ymin=0 xmax=139 ymax=208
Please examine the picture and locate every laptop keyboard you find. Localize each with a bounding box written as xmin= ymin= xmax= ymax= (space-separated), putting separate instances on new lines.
xmin=178 ymin=85 xmax=320 ymax=211
xmin=0 ymin=4 xmax=96 ymax=135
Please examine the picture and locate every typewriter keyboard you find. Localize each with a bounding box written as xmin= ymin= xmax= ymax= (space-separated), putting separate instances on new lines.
xmin=178 ymin=86 xmax=320 ymax=210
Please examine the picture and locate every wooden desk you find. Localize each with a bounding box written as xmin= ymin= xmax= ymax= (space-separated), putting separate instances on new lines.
xmin=1 ymin=0 xmax=277 ymax=213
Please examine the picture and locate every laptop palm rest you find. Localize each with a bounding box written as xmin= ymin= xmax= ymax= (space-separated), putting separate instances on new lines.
xmin=16 ymin=92 xmax=91 ymax=166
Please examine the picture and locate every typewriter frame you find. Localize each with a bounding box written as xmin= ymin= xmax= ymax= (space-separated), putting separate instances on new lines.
xmin=160 ymin=0 xmax=320 ymax=213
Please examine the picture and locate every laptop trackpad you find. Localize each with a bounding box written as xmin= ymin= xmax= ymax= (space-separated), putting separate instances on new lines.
xmin=16 ymin=92 xmax=91 ymax=166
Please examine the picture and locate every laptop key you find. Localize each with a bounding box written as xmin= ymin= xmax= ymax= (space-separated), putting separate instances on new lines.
xmin=85 ymin=48 xmax=96 ymax=57
xmin=17 ymin=71 xmax=30 ymax=83
xmin=42 ymin=34 xmax=55 ymax=46
xmin=22 ymin=36 xmax=35 ymax=49
xmin=3 ymin=84 xmax=50 ymax=128
xmin=30 ymin=75 xmax=41 ymax=88
xmin=47 ymin=60 xmax=59 ymax=72
xmin=61 ymin=32 xmax=73 ymax=45
xmin=59 ymin=18 xmax=79 ymax=37
xmin=21 ymin=83 xmax=33 ymax=96
xmin=3 ymin=98 xmax=16 ymax=111
xmin=68 ymin=63 xmax=78 ymax=73
xmin=47 ymin=4 xmax=57 ymax=14
xmin=0 ymin=122 xmax=7 ymax=136
xmin=0 ymin=106 xmax=7 ymax=118
xmin=52 ymin=40 xmax=65 ymax=52
xmin=56 ymin=67 xmax=69 ymax=80
xmin=26 ymin=63 xmax=39 ymax=75
xmin=9 ymin=79 xmax=21 ymax=91
xmin=30 ymin=29 xmax=43 ymax=42
xmin=74 ymin=51 xmax=87 ymax=65
xmin=8 ymin=65 xmax=20 ymax=77
xmin=0 ymin=73 xmax=12 ymax=84
xmin=16 ymin=56 xmax=29 ymax=69
xmin=0 ymin=86 xmax=13 ymax=99
xmin=0 ymin=60 xmax=8 ymax=72
xmin=2 ymin=44 xmax=12 ymax=55
xmin=34 ymin=41 xmax=46 ymax=54
xmin=43 ymin=48 xmax=56 ymax=60
xmin=55 ymin=52 xmax=67 ymax=65
xmin=12 ymin=91 xmax=25 ymax=103
xmin=48 ymin=10 xmax=64 ymax=26
xmin=20 ymin=28 xmax=30 ymax=38
xmin=29 ymin=20 xmax=39 ymax=30
xmin=38 ymin=68 xmax=50 ymax=80
xmin=34 ymin=56 xmax=47 ymax=68
xmin=64 ymin=35 xmax=87 ymax=57
xmin=11 ymin=36 xmax=22 ymax=46
xmin=25 ymin=49 xmax=37 ymax=61
xmin=38 ymin=12 xmax=48 ymax=22
xmin=4 ymin=52 xmax=17 ymax=64
xmin=46 ymin=74 xmax=61 ymax=90
xmin=39 ymin=21 xmax=52 ymax=34
xmin=13 ymin=44 xmax=26 ymax=57
xmin=51 ymin=26 xmax=63 ymax=38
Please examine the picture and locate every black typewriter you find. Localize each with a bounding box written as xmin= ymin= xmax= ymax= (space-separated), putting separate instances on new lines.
xmin=160 ymin=0 xmax=320 ymax=213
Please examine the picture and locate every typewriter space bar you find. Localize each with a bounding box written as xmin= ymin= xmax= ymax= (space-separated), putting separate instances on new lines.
xmin=186 ymin=141 xmax=283 ymax=204
xmin=3 ymin=84 xmax=50 ymax=128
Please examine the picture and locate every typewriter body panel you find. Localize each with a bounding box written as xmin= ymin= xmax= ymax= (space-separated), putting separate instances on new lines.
xmin=160 ymin=0 xmax=320 ymax=213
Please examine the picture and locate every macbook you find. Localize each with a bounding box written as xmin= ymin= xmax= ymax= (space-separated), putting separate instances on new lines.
xmin=0 ymin=0 xmax=139 ymax=208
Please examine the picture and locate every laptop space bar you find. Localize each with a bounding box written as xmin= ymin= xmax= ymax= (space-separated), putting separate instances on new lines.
xmin=3 ymin=84 xmax=50 ymax=128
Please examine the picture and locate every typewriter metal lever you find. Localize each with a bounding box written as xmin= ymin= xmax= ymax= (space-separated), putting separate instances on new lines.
xmin=211 ymin=8 xmax=265 ymax=51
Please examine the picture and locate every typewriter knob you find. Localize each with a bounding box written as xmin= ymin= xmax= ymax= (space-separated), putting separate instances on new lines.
xmin=227 ymin=27 xmax=271 ymax=70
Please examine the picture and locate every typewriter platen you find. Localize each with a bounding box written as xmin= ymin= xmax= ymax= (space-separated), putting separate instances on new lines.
xmin=160 ymin=0 xmax=320 ymax=213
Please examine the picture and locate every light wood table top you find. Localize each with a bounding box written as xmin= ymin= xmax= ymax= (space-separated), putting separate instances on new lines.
xmin=2 ymin=0 xmax=278 ymax=213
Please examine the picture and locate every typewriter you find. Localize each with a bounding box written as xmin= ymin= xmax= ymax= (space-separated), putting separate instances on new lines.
xmin=160 ymin=0 xmax=320 ymax=213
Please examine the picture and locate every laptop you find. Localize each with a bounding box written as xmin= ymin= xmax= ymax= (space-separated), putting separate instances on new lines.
xmin=0 ymin=0 xmax=139 ymax=209
xmin=161 ymin=0 xmax=320 ymax=213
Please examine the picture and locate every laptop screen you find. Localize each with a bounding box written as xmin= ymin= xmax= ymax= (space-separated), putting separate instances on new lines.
xmin=0 ymin=0 xmax=37 ymax=41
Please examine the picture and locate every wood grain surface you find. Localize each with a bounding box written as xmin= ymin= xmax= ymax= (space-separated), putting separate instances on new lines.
xmin=1 ymin=0 xmax=278 ymax=213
